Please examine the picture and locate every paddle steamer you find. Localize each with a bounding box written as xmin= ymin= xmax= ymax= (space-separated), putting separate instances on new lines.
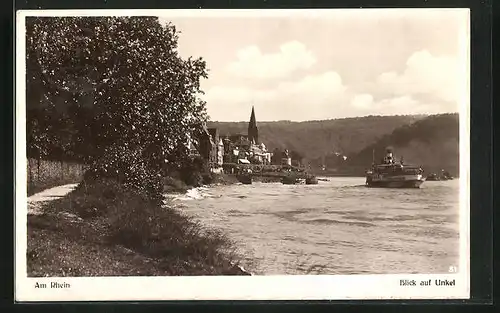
xmin=365 ymin=148 xmax=425 ymax=188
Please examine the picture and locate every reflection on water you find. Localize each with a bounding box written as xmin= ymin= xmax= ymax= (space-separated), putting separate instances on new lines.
xmin=166 ymin=177 xmax=460 ymax=275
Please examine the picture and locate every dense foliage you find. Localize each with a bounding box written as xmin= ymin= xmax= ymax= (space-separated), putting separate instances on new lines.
xmin=26 ymin=17 xmax=209 ymax=201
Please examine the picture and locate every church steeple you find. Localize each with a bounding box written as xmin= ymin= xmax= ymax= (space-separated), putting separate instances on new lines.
xmin=248 ymin=106 xmax=258 ymax=144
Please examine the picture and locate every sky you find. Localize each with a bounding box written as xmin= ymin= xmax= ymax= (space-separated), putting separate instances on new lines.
xmin=158 ymin=9 xmax=469 ymax=122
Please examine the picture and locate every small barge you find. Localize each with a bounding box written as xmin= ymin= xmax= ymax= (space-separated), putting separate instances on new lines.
xmin=236 ymin=168 xmax=253 ymax=184
xmin=282 ymin=175 xmax=301 ymax=185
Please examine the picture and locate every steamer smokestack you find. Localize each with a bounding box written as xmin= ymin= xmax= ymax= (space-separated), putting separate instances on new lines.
xmin=384 ymin=147 xmax=394 ymax=164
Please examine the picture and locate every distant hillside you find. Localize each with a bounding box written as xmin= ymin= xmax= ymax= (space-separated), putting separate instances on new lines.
xmin=345 ymin=113 xmax=460 ymax=176
xmin=208 ymin=115 xmax=425 ymax=161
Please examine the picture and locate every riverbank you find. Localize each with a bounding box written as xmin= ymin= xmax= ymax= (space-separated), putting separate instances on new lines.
xmin=27 ymin=177 xmax=251 ymax=277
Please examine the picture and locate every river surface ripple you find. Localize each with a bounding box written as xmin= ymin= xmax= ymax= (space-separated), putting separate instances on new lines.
xmin=166 ymin=177 xmax=460 ymax=275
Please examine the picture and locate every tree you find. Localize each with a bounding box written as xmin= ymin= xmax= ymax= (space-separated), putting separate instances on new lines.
xmin=290 ymin=150 xmax=303 ymax=164
xmin=271 ymin=148 xmax=282 ymax=165
xmin=26 ymin=16 xmax=209 ymax=201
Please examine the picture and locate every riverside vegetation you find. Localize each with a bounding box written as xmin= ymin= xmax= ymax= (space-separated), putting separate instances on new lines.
xmin=26 ymin=17 xmax=249 ymax=276
xmin=28 ymin=174 xmax=248 ymax=276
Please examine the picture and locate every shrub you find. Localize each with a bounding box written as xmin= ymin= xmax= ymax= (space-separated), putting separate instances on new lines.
xmin=84 ymin=144 xmax=165 ymax=204
xmin=163 ymin=176 xmax=189 ymax=193
xmin=33 ymin=178 xmax=246 ymax=276
xmin=208 ymin=173 xmax=239 ymax=185
xmin=178 ymin=155 xmax=207 ymax=187
xmin=182 ymin=171 xmax=204 ymax=187
xmin=202 ymin=172 xmax=214 ymax=185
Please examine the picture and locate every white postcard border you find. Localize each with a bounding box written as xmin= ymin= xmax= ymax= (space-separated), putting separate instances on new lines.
xmin=15 ymin=8 xmax=471 ymax=302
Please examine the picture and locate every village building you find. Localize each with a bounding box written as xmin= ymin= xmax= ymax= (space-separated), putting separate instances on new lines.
xmin=249 ymin=141 xmax=271 ymax=164
xmin=217 ymin=138 xmax=224 ymax=166
xmin=221 ymin=135 xmax=249 ymax=164
xmin=186 ymin=125 xmax=212 ymax=160
xmin=186 ymin=132 xmax=199 ymax=156
xmin=187 ymin=106 xmax=306 ymax=172
xmin=200 ymin=106 xmax=311 ymax=171
xmin=229 ymin=106 xmax=272 ymax=165
xmin=248 ymin=106 xmax=258 ymax=145
xmin=207 ymin=127 xmax=223 ymax=168
xmin=185 ymin=124 xmax=223 ymax=172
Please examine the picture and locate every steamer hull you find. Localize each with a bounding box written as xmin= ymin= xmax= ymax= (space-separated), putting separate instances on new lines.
xmin=366 ymin=174 xmax=425 ymax=188
xmin=365 ymin=162 xmax=425 ymax=189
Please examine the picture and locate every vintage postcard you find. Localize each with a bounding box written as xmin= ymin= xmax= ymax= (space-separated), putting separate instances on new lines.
xmin=15 ymin=8 xmax=470 ymax=301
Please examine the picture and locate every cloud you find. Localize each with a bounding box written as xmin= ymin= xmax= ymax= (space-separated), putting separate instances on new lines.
xmin=226 ymin=41 xmax=317 ymax=79
xmin=374 ymin=96 xmax=431 ymax=114
xmin=339 ymin=49 xmax=461 ymax=118
xmin=204 ymin=49 xmax=461 ymax=121
xmin=374 ymin=50 xmax=460 ymax=103
xmin=349 ymin=94 xmax=446 ymax=116
xmin=351 ymin=94 xmax=374 ymax=109
xmin=204 ymin=71 xmax=346 ymax=121
xmin=202 ymin=85 xmax=274 ymax=105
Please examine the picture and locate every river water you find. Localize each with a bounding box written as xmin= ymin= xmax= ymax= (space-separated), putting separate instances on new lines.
xmin=167 ymin=177 xmax=460 ymax=275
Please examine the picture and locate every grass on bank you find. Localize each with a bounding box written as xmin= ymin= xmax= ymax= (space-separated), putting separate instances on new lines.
xmin=27 ymin=178 xmax=250 ymax=276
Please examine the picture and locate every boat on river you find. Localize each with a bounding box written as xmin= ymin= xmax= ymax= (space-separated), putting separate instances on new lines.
xmin=236 ymin=168 xmax=253 ymax=184
xmin=282 ymin=175 xmax=299 ymax=184
xmin=305 ymin=176 xmax=319 ymax=185
xmin=282 ymin=175 xmax=308 ymax=185
xmin=426 ymin=173 xmax=440 ymax=181
xmin=365 ymin=148 xmax=425 ymax=188
xmin=426 ymin=170 xmax=454 ymax=181
xmin=237 ymin=174 xmax=252 ymax=184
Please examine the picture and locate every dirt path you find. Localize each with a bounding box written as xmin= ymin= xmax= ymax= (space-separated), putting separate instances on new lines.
xmin=27 ymin=183 xmax=79 ymax=215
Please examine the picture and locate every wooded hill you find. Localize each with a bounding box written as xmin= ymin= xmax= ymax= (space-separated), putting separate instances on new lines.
xmin=345 ymin=113 xmax=460 ymax=176
xmin=208 ymin=115 xmax=425 ymax=161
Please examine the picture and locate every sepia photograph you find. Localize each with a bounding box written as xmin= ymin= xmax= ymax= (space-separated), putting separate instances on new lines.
xmin=15 ymin=9 xmax=470 ymax=301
